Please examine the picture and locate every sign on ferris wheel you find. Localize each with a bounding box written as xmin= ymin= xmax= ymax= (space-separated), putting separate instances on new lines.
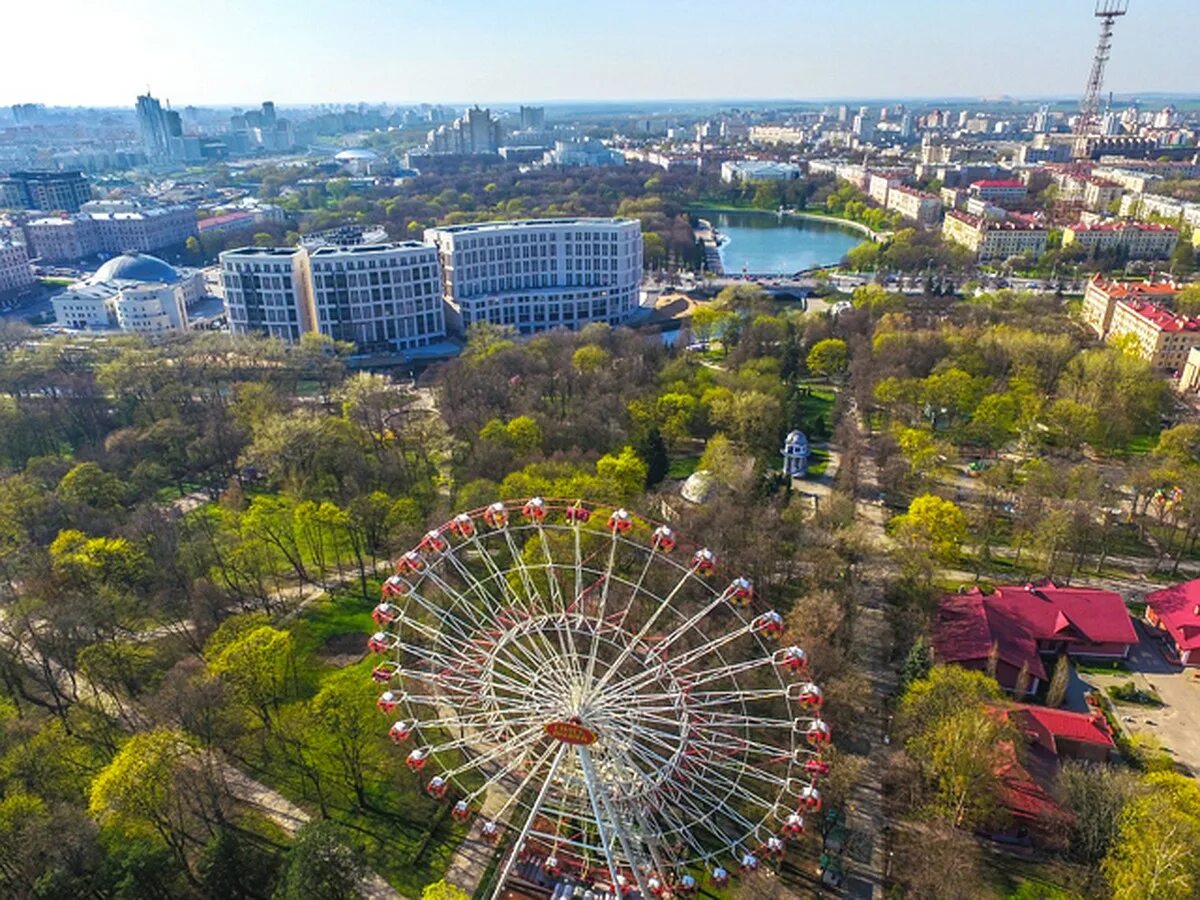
xmin=367 ymin=498 xmax=830 ymax=899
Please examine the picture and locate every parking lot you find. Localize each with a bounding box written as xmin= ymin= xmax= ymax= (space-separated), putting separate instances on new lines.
xmin=1078 ymin=622 xmax=1200 ymax=774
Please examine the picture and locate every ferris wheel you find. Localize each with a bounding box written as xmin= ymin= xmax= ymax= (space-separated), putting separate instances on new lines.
xmin=368 ymin=499 xmax=830 ymax=899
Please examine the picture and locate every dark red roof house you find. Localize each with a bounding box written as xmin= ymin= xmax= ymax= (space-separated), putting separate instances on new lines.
xmin=1145 ymin=579 xmax=1200 ymax=666
xmin=984 ymin=703 xmax=1116 ymax=847
xmin=934 ymin=582 xmax=1137 ymax=694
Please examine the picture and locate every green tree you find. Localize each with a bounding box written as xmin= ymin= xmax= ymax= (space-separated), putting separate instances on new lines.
xmin=277 ymin=820 xmax=365 ymax=900
xmin=1175 ymin=283 xmax=1200 ymax=318
xmin=1103 ymin=772 xmax=1200 ymax=900
xmin=423 ymin=881 xmax=470 ymax=900
xmin=806 ymin=338 xmax=849 ymax=377
xmin=900 ymin=635 xmax=934 ymax=689
xmin=310 ymin=671 xmax=381 ymax=806
xmin=208 ymin=625 xmax=293 ymax=729
xmin=595 ymin=446 xmax=648 ymax=503
xmin=891 ymin=494 xmax=969 ymax=564
xmin=571 ymin=344 xmax=610 ymax=373
xmin=1045 ymin=654 xmax=1071 ymax=708
xmin=57 ymin=461 xmax=126 ymax=510
xmin=88 ymin=728 xmax=200 ymax=878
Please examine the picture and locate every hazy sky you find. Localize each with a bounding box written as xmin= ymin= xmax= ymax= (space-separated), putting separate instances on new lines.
xmin=5 ymin=0 xmax=1196 ymax=107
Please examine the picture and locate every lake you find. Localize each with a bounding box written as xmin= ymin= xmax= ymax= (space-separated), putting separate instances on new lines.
xmin=699 ymin=208 xmax=864 ymax=276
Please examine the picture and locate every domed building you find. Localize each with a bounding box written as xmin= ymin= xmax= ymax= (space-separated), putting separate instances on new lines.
xmin=51 ymin=252 xmax=204 ymax=335
xmin=87 ymin=251 xmax=205 ymax=305
xmin=334 ymin=147 xmax=380 ymax=176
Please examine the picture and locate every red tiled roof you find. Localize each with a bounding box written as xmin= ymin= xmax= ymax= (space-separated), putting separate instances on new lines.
xmin=972 ymin=179 xmax=1026 ymax=189
xmin=1091 ymin=276 xmax=1178 ymax=300
xmin=198 ymin=211 xmax=256 ymax=231
xmin=1122 ymin=300 xmax=1200 ymax=333
xmin=1011 ymin=705 xmax=1115 ymax=753
xmin=993 ymin=739 xmax=1068 ymax=824
xmin=933 ymin=593 xmax=1047 ymax=681
xmin=1146 ymin=579 xmax=1200 ymax=651
xmin=985 ymin=583 xmax=1138 ymax=647
xmin=1068 ymin=221 xmax=1177 ymax=233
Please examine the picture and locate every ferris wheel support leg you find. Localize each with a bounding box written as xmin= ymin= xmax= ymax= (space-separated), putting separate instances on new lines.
xmin=488 ymin=742 xmax=569 ymax=900
xmin=579 ymin=746 xmax=654 ymax=899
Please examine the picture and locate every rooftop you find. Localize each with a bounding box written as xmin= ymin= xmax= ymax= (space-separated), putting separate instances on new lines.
xmin=971 ymin=179 xmax=1026 ymax=190
xmin=310 ymin=242 xmax=433 ymax=256
xmin=1068 ymin=221 xmax=1177 ymax=233
xmin=947 ymin=210 xmax=1045 ymax=232
xmin=1121 ymin=300 xmax=1200 ymax=334
xmin=430 ymin=217 xmax=638 ymax=235
xmin=91 ymin=252 xmax=181 ymax=285
xmin=1092 ymin=276 xmax=1179 ymax=299
xmin=1146 ymin=579 xmax=1200 ymax=651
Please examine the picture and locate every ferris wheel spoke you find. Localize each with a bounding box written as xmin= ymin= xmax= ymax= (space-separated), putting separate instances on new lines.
xmin=581 ymin=528 xmax=621 ymax=689
xmin=585 ymin=562 xmax=713 ymax=700
xmin=488 ymin=742 xmax=569 ymax=900
xmin=434 ymin=722 xmax=546 ymax=780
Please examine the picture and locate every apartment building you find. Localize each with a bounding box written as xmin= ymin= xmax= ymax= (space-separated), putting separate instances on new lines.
xmin=308 ymin=242 xmax=444 ymax=352
xmin=0 ymin=241 xmax=35 ymax=298
xmin=886 ymin=185 xmax=942 ymax=226
xmin=1063 ymin=222 xmax=1179 ymax=260
xmin=425 ymin=218 xmax=642 ymax=335
xmin=720 ymin=160 xmax=803 ymax=183
xmin=24 ymin=203 xmax=198 ymax=262
xmin=968 ymin=179 xmax=1028 ymax=205
xmin=219 ymin=247 xmax=315 ymax=342
xmin=942 ymin=210 xmax=1047 ymax=260
xmin=1081 ymin=277 xmax=1198 ymax=370
xmin=1081 ymin=276 xmax=1179 ymax=336
xmin=0 ymin=170 xmax=91 ymax=211
xmin=1107 ymin=301 xmax=1200 ymax=371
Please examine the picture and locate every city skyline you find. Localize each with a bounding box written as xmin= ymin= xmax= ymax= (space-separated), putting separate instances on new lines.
xmin=4 ymin=0 xmax=1197 ymax=108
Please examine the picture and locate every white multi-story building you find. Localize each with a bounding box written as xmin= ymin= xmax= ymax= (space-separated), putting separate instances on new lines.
xmin=1063 ymin=222 xmax=1178 ymax=260
xmin=748 ymin=126 xmax=808 ymax=146
xmin=867 ymin=172 xmax=901 ymax=205
xmin=307 ymin=243 xmax=444 ymax=352
xmin=968 ymin=179 xmax=1028 ymax=205
xmin=425 ymin=218 xmax=642 ymax=335
xmin=0 ymin=241 xmax=35 ymax=298
xmin=219 ymin=247 xmax=315 ymax=342
xmin=52 ymin=280 xmax=188 ymax=335
xmin=942 ymin=210 xmax=1047 ymax=260
xmin=720 ymin=160 xmax=803 ymax=184
xmin=886 ymin=185 xmax=942 ymax=226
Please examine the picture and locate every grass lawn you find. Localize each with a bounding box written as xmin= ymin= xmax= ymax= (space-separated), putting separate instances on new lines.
xmin=792 ymin=386 xmax=836 ymax=439
xmin=806 ymin=447 xmax=830 ymax=478
xmin=1119 ymin=433 xmax=1158 ymax=456
xmin=243 ymin=586 xmax=477 ymax=895
xmin=668 ymin=455 xmax=701 ymax=479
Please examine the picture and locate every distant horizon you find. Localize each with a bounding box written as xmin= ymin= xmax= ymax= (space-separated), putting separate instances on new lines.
xmin=10 ymin=92 xmax=1200 ymax=114
xmin=4 ymin=0 xmax=1196 ymax=109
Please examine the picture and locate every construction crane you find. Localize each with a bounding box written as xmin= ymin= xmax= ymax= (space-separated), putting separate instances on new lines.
xmin=1074 ymin=0 xmax=1129 ymax=139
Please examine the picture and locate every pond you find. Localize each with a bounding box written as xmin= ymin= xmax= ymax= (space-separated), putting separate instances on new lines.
xmin=698 ymin=208 xmax=864 ymax=276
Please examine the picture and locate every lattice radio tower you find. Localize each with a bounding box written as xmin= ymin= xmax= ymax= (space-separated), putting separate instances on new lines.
xmin=1074 ymin=0 xmax=1129 ymax=138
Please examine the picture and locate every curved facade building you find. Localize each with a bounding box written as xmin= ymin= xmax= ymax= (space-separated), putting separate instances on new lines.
xmin=425 ymin=218 xmax=642 ymax=334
